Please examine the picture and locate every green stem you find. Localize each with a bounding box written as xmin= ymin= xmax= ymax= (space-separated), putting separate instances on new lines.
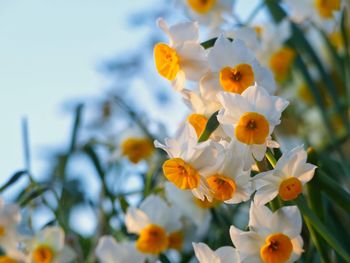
xmin=294 ymin=195 xmax=350 ymax=262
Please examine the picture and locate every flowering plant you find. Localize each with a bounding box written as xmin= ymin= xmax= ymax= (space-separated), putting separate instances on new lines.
xmin=1 ymin=0 xmax=350 ymax=263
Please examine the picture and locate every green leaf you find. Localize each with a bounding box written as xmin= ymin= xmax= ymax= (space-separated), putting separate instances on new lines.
xmin=200 ymin=38 xmax=217 ymax=49
xmin=119 ymin=197 xmax=129 ymax=214
xmin=19 ymin=186 xmax=50 ymax=207
xmin=0 ymin=170 xmax=27 ymax=192
xmin=317 ymin=170 xmax=350 ymax=213
xmin=294 ymin=195 xmax=350 ymax=262
xmin=198 ymin=111 xmax=219 ymax=143
xmin=159 ymin=254 xmax=172 ymax=263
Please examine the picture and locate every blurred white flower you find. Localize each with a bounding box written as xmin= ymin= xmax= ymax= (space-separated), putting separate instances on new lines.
xmin=253 ymin=145 xmax=317 ymax=205
xmin=0 ymin=198 xmax=21 ymax=251
xmin=125 ymin=195 xmax=182 ymax=255
xmin=154 ymin=18 xmax=209 ymax=90
xmin=217 ymin=85 xmax=289 ymax=166
xmin=257 ymin=19 xmax=295 ymax=83
xmin=25 ymin=226 xmax=75 ymax=263
xmin=283 ymin=0 xmax=341 ymax=32
xmin=95 ymin=236 xmax=147 ymax=263
xmin=230 ymin=203 xmax=304 ymax=263
xmin=193 ymin=242 xmax=239 ymax=263
xmin=174 ymin=0 xmax=234 ymax=30
xmin=165 ymin=182 xmax=212 ymax=237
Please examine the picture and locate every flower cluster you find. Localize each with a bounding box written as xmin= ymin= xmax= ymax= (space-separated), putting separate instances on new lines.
xmin=151 ymin=17 xmax=317 ymax=263
xmin=0 ymin=198 xmax=75 ymax=263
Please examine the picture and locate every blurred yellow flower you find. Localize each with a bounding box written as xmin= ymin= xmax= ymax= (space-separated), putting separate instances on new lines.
xmin=121 ymin=137 xmax=154 ymax=164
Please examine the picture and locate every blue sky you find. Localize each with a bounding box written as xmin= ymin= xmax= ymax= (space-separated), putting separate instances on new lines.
xmin=0 ymin=0 xmax=155 ymax=182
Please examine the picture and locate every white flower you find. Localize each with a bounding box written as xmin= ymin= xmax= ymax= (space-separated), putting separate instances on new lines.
xmin=230 ymin=203 xmax=304 ymax=263
xmin=200 ymin=140 xmax=253 ymax=204
xmin=193 ymin=242 xmax=240 ymax=263
xmin=174 ymin=0 xmax=234 ymax=30
xmin=0 ymin=198 xmax=21 ymax=251
xmin=165 ymin=182 xmax=212 ymax=235
xmin=154 ymin=18 xmax=208 ymax=90
xmin=253 ymin=145 xmax=317 ymax=205
xmin=180 ymin=89 xmax=227 ymax=141
xmin=155 ymin=122 xmax=224 ymax=200
xmin=95 ymin=236 xmax=147 ymax=263
xmin=25 ymin=226 xmax=75 ymax=263
xmin=200 ymin=36 xmax=275 ymax=104
xmin=256 ymin=19 xmax=295 ymax=83
xmin=0 ymin=247 xmax=28 ymax=263
xmin=217 ymin=85 xmax=289 ymax=166
xmin=283 ymin=0 xmax=342 ymax=32
xmin=125 ymin=195 xmax=182 ymax=255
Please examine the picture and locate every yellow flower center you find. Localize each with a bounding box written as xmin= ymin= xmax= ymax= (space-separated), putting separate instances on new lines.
xmin=194 ymin=196 xmax=218 ymax=209
xmin=315 ymin=0 xmax=340 ymax=19
xmin=278 ymin=177 xmax=303 ymax=201
xmin=260 ymin=233 xmax=293 ymax=263
xmin=121 ymin=137 xmax=154 ymax=164
xmin=188 ymin=114 xmax=208 ymax=138
xmin=0 ymin=256 xmax=17 ymax=263
xmin=168 ymin=231 xmax=184 ymax=251
xmin=206 ymin=174 xmax=236 ymax=201
xmin=136 ymin=224 xmax=169 ymax=254
xmin=187 ymin=0 xmax=216 ymax=14
xmin=220 ymin=64 xmax=255 ymax=94
xmin=163 ymin=158 xmax=200 ymax=189
xmin=235 ymin=112 xmax=269 ymax=145
xmin=0 ymin=226 xmax=5 ymax=237
xmin=154 ymin=43 xmax=180 ymax=81
xmin=33 ymin=245 xmax=53 ymax=263
xmin=269 ymin=47 xmax=295 ymax=83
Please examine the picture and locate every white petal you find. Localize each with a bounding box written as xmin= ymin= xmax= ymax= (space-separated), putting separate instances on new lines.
xmin=125 ymin=207 xmax=150 ymax=234
xmin=249 ymin=202 xmax=273 ymax=231
xmin=254 ymin=185 xmax=279 ymax=206
xmin=271 ymin=206 xmax=302 ymax=238
xmin=215 ymin=246 xmax=239 ymax=262
xmin=193 ymin=242 xmax=219 ymax=263
xmin=177 ymin=42 xmax=208 ymax=81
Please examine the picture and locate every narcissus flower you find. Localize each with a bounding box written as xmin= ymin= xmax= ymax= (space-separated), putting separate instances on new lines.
xmin=230 ymin=203 xmax=304 ymax=263
xmin=95 ymin=236 xmax=147 ymax=263
xmin=125 ymin=195 xmax=182 ymax=255
xmin=175 ymin=0 xmax=234 ymax=30
xmin=26 ymin=226 xmax=75 ymax=263
xmin=200 ymin=36 xmax=275 ymax=102
xmin=217 ymin=85 xmax=289 ymax=165
xmin=121 ymin=137 xmax=154 ymax=164
xmin=181 ymin=89 xmax=225 ymax=140
xmin=201 ymin=141 xmax=253 ymax=204
xmin=253 ymin=146 xmax=317 ymax=205
xmin=154 ymin=18 xmax=208 ymax=90
xmin=0 ymin=198 xmax=21 ymax=251
xmin=257 ymin=20 xmax=295 ymax=83
xmin=283 ymin=0 xmax=341 ymax=30
xmin=165 ymin=182 xmax=212 ymax=238
xmin=193 ymin=242 xmax=239 ymax=263
xmin=155 ymin=123 xmax=223 ymax=200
